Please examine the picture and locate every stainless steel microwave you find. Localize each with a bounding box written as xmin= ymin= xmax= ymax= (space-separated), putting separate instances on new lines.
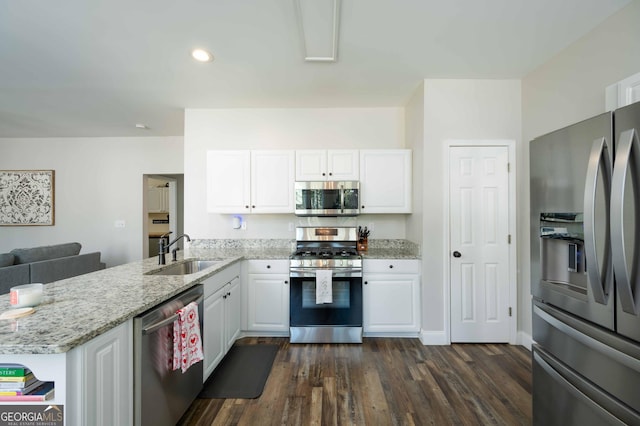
xmin=294 ymin=181 xmax=360 ymax=216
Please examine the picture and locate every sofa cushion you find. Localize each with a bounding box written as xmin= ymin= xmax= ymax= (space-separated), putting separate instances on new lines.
xmin=11 ymin=243 xmax=82 ymax=264
xmin=0 ymin=264 xmax=30 ymax=294
xmin=0 ymin=253 xmax=14 ymax=267
xmin=29 ymin=252 xmax=104 ymax=284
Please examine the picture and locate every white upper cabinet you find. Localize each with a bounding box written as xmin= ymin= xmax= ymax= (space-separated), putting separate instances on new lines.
xmin=359 ymin=149 xmax=412 ymax=213
xmin=207 ymin=150 xmax=294 ymax=214
xmin=251 ymin=150 xmax=295 ymax=213
xmin=295 ymin=149 xmax=359 ymax=181
xmin=207 ymin=150 xmax=251 ymax=213
xmin=148 ymin=187 xmax=169 ymax=213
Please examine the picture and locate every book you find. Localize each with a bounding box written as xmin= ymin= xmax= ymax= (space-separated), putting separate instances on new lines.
xmin=0 ymin=375 xmax=38 ymax=389
xmin=0 ymin=381 xmax=54 ymax=401
xmin=0 ymin=372 xmax=35 ymax=382
xmin=0 ymin=380 xmax=45 ymax=395
xmin=0 ymin=364 xmax=30 ymax=377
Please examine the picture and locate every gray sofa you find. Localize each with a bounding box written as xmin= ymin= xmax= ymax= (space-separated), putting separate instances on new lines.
xmin=0 ymin=242 xmax=106 ymax=294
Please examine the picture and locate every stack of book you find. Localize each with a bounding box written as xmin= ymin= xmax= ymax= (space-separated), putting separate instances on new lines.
xmin=0 ymin=364 xmax=54 ymax=401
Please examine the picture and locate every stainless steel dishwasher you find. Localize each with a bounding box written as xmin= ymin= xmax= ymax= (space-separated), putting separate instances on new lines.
xmin=134 ymin=285 xmax=204 ymax=426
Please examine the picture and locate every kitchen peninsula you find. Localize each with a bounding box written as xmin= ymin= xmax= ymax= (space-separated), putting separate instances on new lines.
xmin=0 ymin=239 xmax=419 ymax=425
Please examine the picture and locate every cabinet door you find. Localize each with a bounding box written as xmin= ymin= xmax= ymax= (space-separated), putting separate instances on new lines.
xmin=251 ymin=150 xmax=295 ymax=213
xmin=296 ymin=150 xmax=327 ymax=181
xmin=206 ymin=150 xmax=251 ymax=213
xmin=82 ymin=321 xmax=133 ymax=426
xmin=327 ymin=149 xmax=359 ymax=180
xmin=247 ymin=273 xmax=290 ymax=332
xmin=203 ymin=287 xmax=226 ymax=381
xmin=225 ymin=277 xmax=242 ymax=350
xmin=360 ymin=150 xmax=412 ymax=213
xmin=363 ymin=274 xmax=420 ymax=333
xmin=296 ymin=150 xmax=359 ymax=181
xmin=148 ymin=188 xmax=161 ymax=212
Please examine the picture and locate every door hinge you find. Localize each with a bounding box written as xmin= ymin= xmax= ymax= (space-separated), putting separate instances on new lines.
xmin=509 ymin=307 xmax=512 ymax=317
xmin=507 ymin=162 xmax=510 ymax=172
xmin=508 ymin=234 xmax=511 ymax=244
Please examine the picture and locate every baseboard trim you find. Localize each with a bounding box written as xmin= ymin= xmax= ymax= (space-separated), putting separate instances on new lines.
xmin=419 ymin=330 xmax=449 ymax=345
xmin=518 ymin=331 xmax=533 ymax=350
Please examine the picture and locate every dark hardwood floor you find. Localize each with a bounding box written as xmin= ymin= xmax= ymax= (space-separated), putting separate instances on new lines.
xmin=178 ymin=337 xmax=532 ymax=426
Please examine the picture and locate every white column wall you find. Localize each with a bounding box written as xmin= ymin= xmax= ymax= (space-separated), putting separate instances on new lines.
xmin=407 ymin=79 xmax=522 ymax=343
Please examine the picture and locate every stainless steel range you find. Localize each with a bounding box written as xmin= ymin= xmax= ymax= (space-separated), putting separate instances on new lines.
xmin=289 ymin=226 xmax=363 ymax=343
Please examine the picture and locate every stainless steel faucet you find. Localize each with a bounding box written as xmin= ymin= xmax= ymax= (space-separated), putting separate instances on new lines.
xmin=158 ymin=232 xmax=191 ymax=265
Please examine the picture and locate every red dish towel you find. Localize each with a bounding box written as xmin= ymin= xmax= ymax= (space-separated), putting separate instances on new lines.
xmin=173 ymin=301 xmax=204 ymax=373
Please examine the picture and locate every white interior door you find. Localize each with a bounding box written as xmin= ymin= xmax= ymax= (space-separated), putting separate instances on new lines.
xmin=449 ymin=146 xmax=511 ymax=342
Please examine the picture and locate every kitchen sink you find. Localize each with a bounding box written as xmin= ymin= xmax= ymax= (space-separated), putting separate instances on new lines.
xmin=147 ymin=260 xmax=223 ymax=276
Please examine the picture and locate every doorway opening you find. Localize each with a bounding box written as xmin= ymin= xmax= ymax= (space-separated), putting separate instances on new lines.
xmin=142 ymin=174 xmax=184 ymax=259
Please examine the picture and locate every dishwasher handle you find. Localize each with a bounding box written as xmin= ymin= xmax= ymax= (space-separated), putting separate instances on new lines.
xmin=142 ymin=294 xmax=203 ymax=335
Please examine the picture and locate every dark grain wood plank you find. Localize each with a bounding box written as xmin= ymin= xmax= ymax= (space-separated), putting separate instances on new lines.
xmin=177 ymin=338 xmax=532 ymax=426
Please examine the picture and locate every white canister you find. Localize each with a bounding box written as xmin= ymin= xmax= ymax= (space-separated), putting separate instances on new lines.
xmin=9 ymin=283 xmax=44 ymax=308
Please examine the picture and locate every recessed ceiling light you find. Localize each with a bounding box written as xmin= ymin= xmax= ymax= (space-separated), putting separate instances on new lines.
xmin=191 ymin=48 xmax=213 ymax=62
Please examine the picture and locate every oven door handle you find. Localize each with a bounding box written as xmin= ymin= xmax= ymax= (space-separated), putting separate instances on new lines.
xmin=289 ymin=268 xmax=362 ymax=278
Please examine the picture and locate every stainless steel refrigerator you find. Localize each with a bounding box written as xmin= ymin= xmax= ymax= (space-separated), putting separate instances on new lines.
xmin=530 ymin=101 xmax=640 ymax=425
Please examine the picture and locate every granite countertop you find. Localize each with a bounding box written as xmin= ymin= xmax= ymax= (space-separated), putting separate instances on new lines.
xmin=0 ymin=248 xmax=281 ymax=356
xmin=360 ymin=239 xmax=421 ymax=259
xmin=0 ymin=239 xmax=418 ymax=355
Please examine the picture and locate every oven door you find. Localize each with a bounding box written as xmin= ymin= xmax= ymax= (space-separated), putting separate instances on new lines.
xmin=289 ymin=269 xmax=363 ymax=327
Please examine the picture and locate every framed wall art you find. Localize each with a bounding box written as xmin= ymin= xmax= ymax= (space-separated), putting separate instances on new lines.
xmin=0 ymin=170 xmax=55 ymax=226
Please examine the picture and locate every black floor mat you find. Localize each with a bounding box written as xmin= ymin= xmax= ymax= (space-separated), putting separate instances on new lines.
xmin=199 ymin=344 xmax=279 ymax=399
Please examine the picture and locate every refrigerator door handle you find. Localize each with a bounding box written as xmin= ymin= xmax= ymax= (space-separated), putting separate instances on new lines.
xmin=611 ymin=128 xmax=640 ymax=315
xmin=583 ymin=137 xmax=612 ymax=305
xmin=534 ymin=303 xmax=640 ymax=373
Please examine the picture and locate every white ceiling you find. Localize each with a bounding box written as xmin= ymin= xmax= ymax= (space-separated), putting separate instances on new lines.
xmin=0 ymin=0 xmax=631 ymax=138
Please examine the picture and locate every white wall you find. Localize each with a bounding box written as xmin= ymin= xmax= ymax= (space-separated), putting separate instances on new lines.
xmin=405 ymin=83 xmax=425 ymax=246
xmin=183 ymin=108 xmax=407 ymax=240
xmin=520 ymin=0 xmax=640 ymax=338
xmin=0 ymin=137 xmax=183 ymax=266
xmin=407 ymin=79 xmax=522 ymax=342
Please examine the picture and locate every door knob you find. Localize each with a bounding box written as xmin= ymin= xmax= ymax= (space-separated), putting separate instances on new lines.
xmin=453 ymin=251 xmax=462 ymax=258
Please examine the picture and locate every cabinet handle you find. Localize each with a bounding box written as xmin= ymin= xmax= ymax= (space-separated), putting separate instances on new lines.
xmin=389 ymin=264 xmax=394 ymax=269
xmin=284 ymin=280 xmax=289 ymax=285
xmin=252 ymin=205 xmax=256 ymax=209
xmin=245 ymin=205 xmax=249 ymax=209
xmin=329 ymin=172 xmax=333 ymax=176
xmin=267 ymin=265 xmax=271 ymax=269
xmin=223 ymin=295 xmax=227 ymax=299
xmin=322 ymin=172 xmax=326 ymax=176
xmin=364 ymin=281 xmax=368 ymax=285
xmin=361 ymin=205 xmax=365 ymax=209
xmin=227 ymin=292 xmax=231 ymax=297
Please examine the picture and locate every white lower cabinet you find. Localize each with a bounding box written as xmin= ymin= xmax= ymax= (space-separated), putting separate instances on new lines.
xmin=245 ymin=260 xmax=290 ymax=333
xmin=202 ymin=263 xmax=242 ymax=381
xmin=203 ymin=285 xmax=226 ymax=379
xmin=69 ymin=320 xmax=133 ymax=426
xmin=363 ymin=260 xmax=421 ymax=334
xmin=224 ymin=277 xmax=241 ymax=349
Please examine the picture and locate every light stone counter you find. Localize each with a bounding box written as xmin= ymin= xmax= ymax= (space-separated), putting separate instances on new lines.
xmin=359 ymin=239 xmax=421 ymax=259
xmin=0 ymin=238 xmax=417 ymax=355
xmin=0 ymin=245 xmax=290 ymax=355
